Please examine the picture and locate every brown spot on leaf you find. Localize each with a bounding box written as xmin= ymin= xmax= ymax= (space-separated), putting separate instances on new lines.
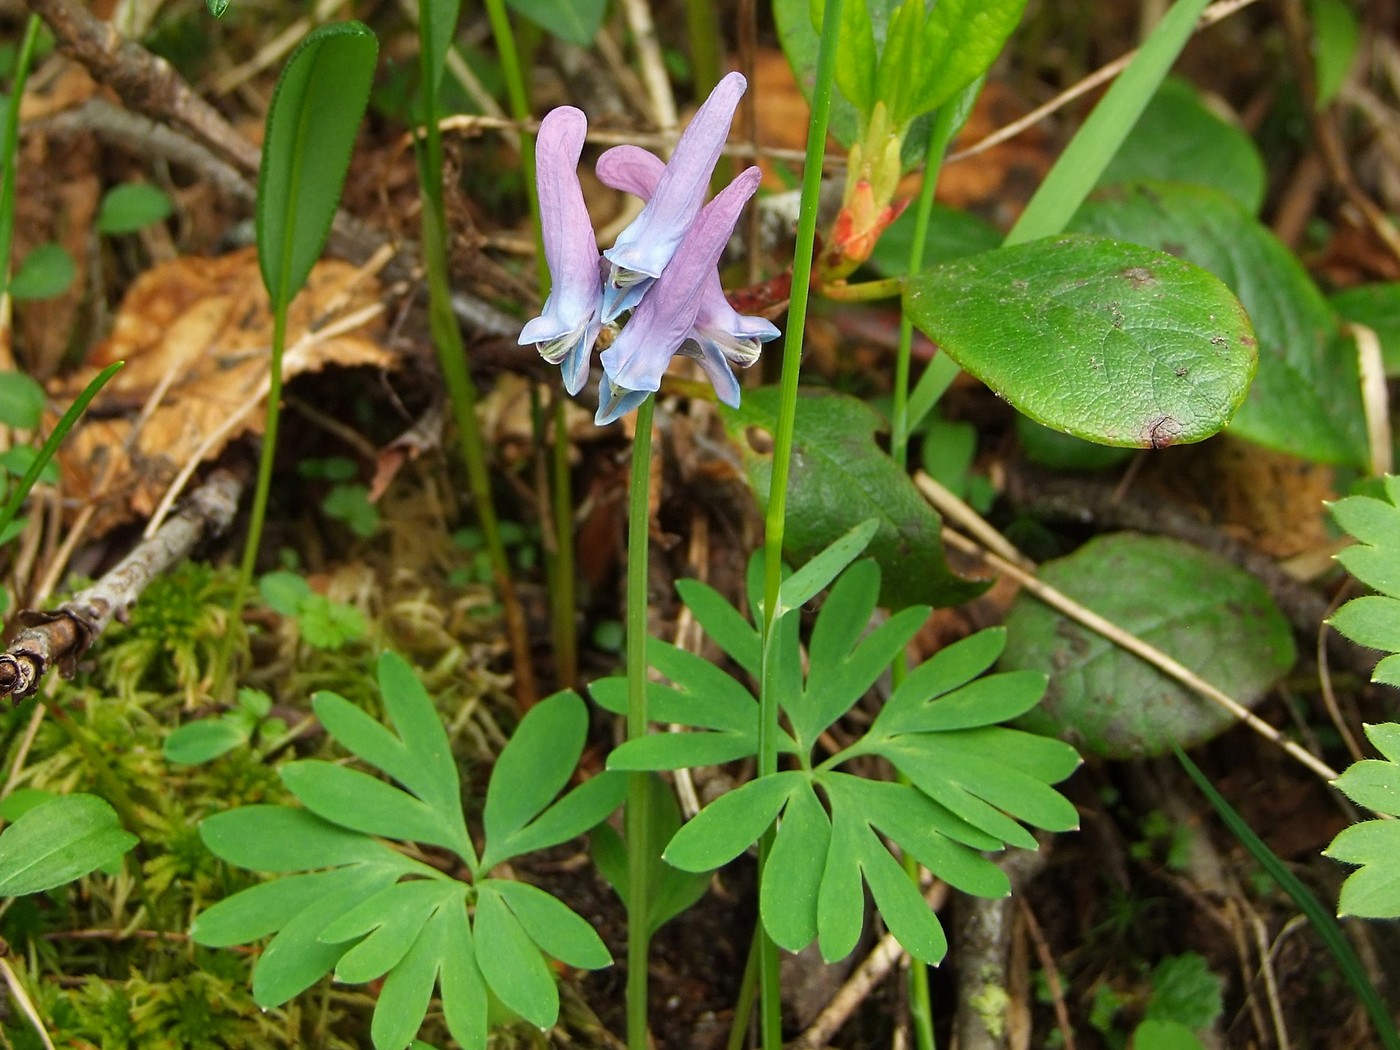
xmin=1143 ymin=415 xmax=1183 ymax=449
xmin=1121 ymin=267 xmax=1156 ymax=288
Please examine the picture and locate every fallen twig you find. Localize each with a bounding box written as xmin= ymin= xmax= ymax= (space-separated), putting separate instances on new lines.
xmin=0 ymin=469 xmax=243 ymax=700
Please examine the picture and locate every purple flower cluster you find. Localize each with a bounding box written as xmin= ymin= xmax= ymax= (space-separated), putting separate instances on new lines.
xmin=519 ymin=72 xmax=779 ymax=426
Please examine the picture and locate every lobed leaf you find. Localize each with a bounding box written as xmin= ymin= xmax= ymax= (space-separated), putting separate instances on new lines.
xmin=816 ymin=801 xmax=866 ymax=962
xmin=372 ymin=899 xmax=449 ymax=1050
xmin=322 ymin=879 xmax=459 ymax=984
xmin=376 ymin=651 xmax=467 ymax=827
xmin=854 ymin=819 xmax=946 ymax=964
xmin=483 ymin=691 xmax=586 ymax=851
xmin=674 ymin=577 xmax=761 ymax=678
xmin=759 ymin=782 xmax=829 ymax=952
xmin=473 ymin=886 xmax=558 ymax=1028
xmin=200 ymin=805 xmax=414 ymax=873
xmin=776 ymin=518 xmax=879 ymax=616
xmin=481 ymin=768 xmax=625 ymax=870
xmin=192 ymin=868 xmax=365 ymax=947
xmin=1325 ymin=819 xmax=1400 ymax=918
xmin=281 ymin=761 xmax=468 ymax=855
xmin=664 ymin=772 xmax=806 ymax=872
xmin=439 ymin=904 xmax=488 ymax=1050
xmin=486 ymin=879 xmax=612 ymax=970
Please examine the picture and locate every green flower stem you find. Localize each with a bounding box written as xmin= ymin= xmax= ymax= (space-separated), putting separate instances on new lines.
xmin=483 ymin=0 xmax=578 ymax=690
xmin=758 ymin=0 xmax=842 ymax=1045
xmin=625 ymin=394 xmax=656 ymax=1050
xmin=0 ymin=15 xmax=41 ymax=303
xmin=423 ymin=0 xmax=538 ymax=703
xmin=890 ymin=96 xmax=971 ymax=1050
xmin=224 ymin=305 xmax=289 ymax=689
xmin=725 ymin=922 xmax=763 ymax=1050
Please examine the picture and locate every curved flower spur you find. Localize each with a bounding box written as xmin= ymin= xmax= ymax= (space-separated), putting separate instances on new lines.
xmin=518 ymin=71 xmax=777 ymax=425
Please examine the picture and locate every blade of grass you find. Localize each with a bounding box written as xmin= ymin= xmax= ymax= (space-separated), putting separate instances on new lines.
xmin=1175 ymin=746 xmax=1400 ymax=1050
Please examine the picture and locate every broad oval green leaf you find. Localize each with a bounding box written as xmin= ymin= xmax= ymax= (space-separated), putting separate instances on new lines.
xmin=721 ymin=387 xmax=982 ymax=609
xmin=1097 ymin=78 xmax=1265 ymax=215
xmin=0 ymin=371 xmax=45 ymax=430
xmin=97 ymin=182 xmax=174 ymax=234
xmin=10 ymin=242 xmax=75 ymax=300
xmin=1072 ymin=181 xmax=1364 ymax=465
xmin=257 ymin=22 xmax=378 ymax=310
xmin=1331 ymin=283 xmax=1400 ymax=376
xmin=899 ymin=0 xmax=1026 ymax=124
xmin=904 ymin=233 xmax=1256 ymax=448
xmin=1325 ymin=819 xmax=1400 ymax=918
xmin=0 ymin=794 xmax=136 ymax=896
xmin=1003 ymin=533 xmax=1295 ymax=758
xmin=164 ymin=718 xmax=249 ymax=765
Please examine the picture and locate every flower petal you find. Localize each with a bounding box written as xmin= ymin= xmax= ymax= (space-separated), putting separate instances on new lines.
xmin=600 ymin=71 xmax=747 ymax=320
xmin=595 ymin=373 xmax=653 ymax=426
xmin=600 ymin=165 xmax=762 ymax=395
xmin=519 ymin=106 xmax=603 ymax=394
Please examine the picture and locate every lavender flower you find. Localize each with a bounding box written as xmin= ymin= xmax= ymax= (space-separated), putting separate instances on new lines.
xmin=596 ymin=165 xmax=763 ymax=425
xmin=597 ymin=144 xmax=778 ymax=412
xmin=517 ymin=106 xmax=603 ymax=395
xmin=599 ymin=71 xmax=747 ymax=322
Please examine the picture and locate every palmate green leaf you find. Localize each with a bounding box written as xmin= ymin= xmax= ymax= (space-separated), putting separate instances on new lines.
xmin=591 ymin=774 xmax=710 ymax=937
xmin=485 ymin=879 xmax=611 ymax=969
xmin=760 ymin=781 xmax=828 ymax=951
xmin=664 ymin=772 xmax=806 ymax=873
xmin=192 ymin=868 xmax=362 ymax=947
xmin=722 ymin=387 xmax=983 ymax=609
xmin=904 ymin=234 xmax=1256 ymax=448
xmin=674 ymin=578 xmax=761 ymax=677
xmin=257 ymin=22 xmax=377 ymax=311
xmin=776 ymin=518 xmax=878 ymax=616
xmin=0 ymin=794 xmax=136 ymax=896
xmin=854 ymin=818 xmax=945 ymax=964
xmin=1004 ymin=533 xmax=1295 ymax=758
xmin=281 ymin=761 xmax=469 ymax=855
xmin=252 ymin=863 xmax=401 ymax=1007
xmin=483 ymin=770 xmax=625 ymax=867
xmin=375 ymin=651 xmax=467 ymax=829
xmin=321 ymin=879 xmax=460 ymax=984
xmin=372 ymin=902 xmax=448 ymax=1050
xmin=440 ymin=904 xmax=488 ymax=1050
xmin=483 ymin=691 xmax=584 ymax=849
xmin=1072 ymin=182 xmax=1363 ymax=465
xmin=200 ymin=805 xmax=426 ymax=873
xmin=473 ymin=885 xmax=557 ymax=1028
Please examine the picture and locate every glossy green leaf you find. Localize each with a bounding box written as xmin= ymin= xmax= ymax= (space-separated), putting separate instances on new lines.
xmin=0 ymin=371 xmax=45 ymax=430
xmin=777 ymin=518 xmax=879 ymax=616
xmin=10 ymin=242 xmax=74 ymax=300
xmin=373 ymin=904 xmax=448 ymax=1050
xmin=252 ymin=863 xmax=400 ymax=1007
xmin=473 ymin=886 xmax=557 ymax=1028
xmin=591 ymin=773 xmax=710 ymax=936
xmin=482 ymin=690 xmax=586 ymax=855
xmin=673 ymin=578 xmax=761 ymax=678
xmin=1008 ymin=0 xmax=1212 ymax=244
xmin=1097 ymin=78 xmax=1265 ymax=214
xmin=487 ymin=879 xmax=611 ymax=969
xmin=722 ymin=387 xmax=982 ymax=609
xmin=1003 ymin=533 xmax=1295 ymax=757
xmin=759 ymin=782 xmax=829 ymax=952
xmin=257 ymin=22 xmax=377 ymax=311
xmin=905 ymin=233 xmax=1256 ymax=448
xmin=1331 ymin=283 xmax=1400 ymax=376
xmin=163 ymin=718 xmax=249 ymax=765
xmin=281 ymin=761 xmax=465 ymax=852
xmin=200 ymin=805 xmax=413 ymax=873
xmin=192 ymin=869 xmax=361 ymax=947
xmin=96 ymin=182 xmax=174 ymax=234
xmin=664 ymin=772 xmax=805 ymax=872
xmin=483 ymin=770 xmax=625 ymax=868
xmin=855 ymin=818 xmax=946 ymax=964
xmin=1072 ymin=182 xmax=1363 ymax=464
xmin=504 ymin=0 xmax=604 ymax=46
xmin=323 ymin=879 xmax=455 ymax=983
xmin=897 ymin=0 xmax=1026 ymax=124
xmin=0 ymin=794 xmax=136 ymax=896
xmin=1310 ymin=0 xmax=1359 ymax=108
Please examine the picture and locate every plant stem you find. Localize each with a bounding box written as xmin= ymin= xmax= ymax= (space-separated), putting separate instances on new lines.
xmin=419 ymin=0 xmax=537 ymax=704
xmin=625 ymin=394 xmax=656 ymax=1050
xmin=223 ymin=304 xmax=288 ymax=693
xmin=757 ymin=0 xmax=842 ymax=1045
